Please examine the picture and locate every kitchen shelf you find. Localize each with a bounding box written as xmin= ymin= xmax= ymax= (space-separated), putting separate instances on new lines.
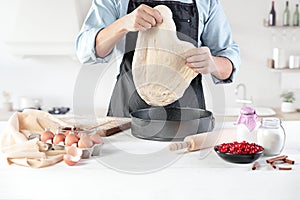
xmin=263 ymin=23 xmax=300 ymax=41
xmin=264 ymin=25 xmax=300 ymax=30
xmin=270 ymin=68 xmax=300 ymax=72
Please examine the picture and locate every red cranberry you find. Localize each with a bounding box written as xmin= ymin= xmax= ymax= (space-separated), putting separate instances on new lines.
xmin=216 ymin=141 xmax=264 ymax=154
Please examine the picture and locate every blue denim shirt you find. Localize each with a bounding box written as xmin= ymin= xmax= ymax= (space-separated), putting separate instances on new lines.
xmin=75 ymin=0 xmax=240 ymax=83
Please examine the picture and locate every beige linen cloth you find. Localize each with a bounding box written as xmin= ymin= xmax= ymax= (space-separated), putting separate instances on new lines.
xmin=0 ymin=109 xmax=70 ymax=168
xmin=132 ymin=5 xmax=197 ymax=106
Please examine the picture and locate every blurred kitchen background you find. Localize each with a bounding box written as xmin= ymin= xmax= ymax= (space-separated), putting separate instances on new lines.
xmin=0 ymin=0 xmax=299 ymax=119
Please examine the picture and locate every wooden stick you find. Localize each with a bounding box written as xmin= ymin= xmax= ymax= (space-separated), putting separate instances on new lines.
xmin=87 ymin=120 xmax=113 ymax=131
xmin=169 ymin=128 xmax=237 ymax=152
xmin=169 ymin=142 xmax=190 ymax=151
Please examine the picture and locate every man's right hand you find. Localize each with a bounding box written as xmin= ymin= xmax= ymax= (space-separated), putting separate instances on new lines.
xmin=95 ymin=5 xmax=163 ymax=58
xmin=124 ymin=4 xmax=163 ymax=32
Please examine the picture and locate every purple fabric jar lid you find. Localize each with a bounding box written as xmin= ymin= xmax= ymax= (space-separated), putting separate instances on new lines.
xmin=236 ymin=106 xmax=259 ymax=131
xmin=240 ymin=106 xmax=256 ymax=115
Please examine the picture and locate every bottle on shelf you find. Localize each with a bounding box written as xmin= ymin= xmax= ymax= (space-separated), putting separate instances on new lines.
xmin=283 ymin=1 xmax=290 ymax=26
xmin=293 ymin=4 xmax=299 ymax=26
xmin=269 ymin=0 xmax=276 ymax=26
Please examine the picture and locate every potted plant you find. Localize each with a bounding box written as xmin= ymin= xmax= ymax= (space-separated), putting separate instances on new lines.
xmin=280 ymin=91 xmax=296 ymax=113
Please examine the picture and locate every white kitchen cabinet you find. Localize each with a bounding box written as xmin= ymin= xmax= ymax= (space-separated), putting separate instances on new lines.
xmin=0 ymin=0 xmax=92 ymax=57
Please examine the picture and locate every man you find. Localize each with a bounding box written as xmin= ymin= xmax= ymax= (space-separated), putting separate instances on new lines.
xmin=76 ymin=0 xmax=240 ymax=117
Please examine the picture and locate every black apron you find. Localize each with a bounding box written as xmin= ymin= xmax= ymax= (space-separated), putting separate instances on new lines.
xmin=107 ymin=0 xmax=205 ymax=117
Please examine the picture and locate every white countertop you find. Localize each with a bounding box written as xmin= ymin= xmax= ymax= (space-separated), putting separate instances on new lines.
xmin=0 ymin=121 xmax=299 ymax=200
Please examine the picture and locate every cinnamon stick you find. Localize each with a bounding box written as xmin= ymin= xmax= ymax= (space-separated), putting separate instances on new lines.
xmin=252 ymin=162 xmax=259 ymax=170
xmin=270 ymin=162 xmax=277 ymax=169
xmin=266 ymin=155 xmax=288 ymax=163
xmin=279 ymin=167 xmax=292 ymax=171
xmin=283 ymin=159 xmax=295 ymax=165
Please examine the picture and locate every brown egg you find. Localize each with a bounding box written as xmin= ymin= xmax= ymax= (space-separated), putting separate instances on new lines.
xmin=63 ymin=131 xmax=70 ymax=137
xmin=65 ymin=132 xmax=79 ymax=146
xmin=40 ymin=128 xmax=54 ymax=143
xmin=76 ymin=131 xmax=85 ymax=139
xmin=78 ymin=133 xmax=93 ymax=148
xmin=53 ymin=133 xmax=66 ymax=145
xmin=90 ymin=134 xmax=103 ymax=144
xmin=66 ymin=146 xmax=83 ymax=157
xmin=63 ymin=146 xmax=82 ymax=166
xmin=63 ymin=154 xmax=81 ymax=166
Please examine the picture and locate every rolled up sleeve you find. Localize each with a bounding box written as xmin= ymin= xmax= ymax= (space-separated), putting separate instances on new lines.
xmin=201 ymin=0 xmax=241 ymax=84
xmin=75 ymin=0 xmax=119 ymax=64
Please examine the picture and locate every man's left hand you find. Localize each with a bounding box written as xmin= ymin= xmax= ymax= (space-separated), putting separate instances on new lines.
xmin=184 ymin=47 xmax=217 ymax=74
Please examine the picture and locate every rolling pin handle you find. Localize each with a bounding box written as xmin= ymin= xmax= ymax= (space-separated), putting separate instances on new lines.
xmin=169 ymin=142 xmax=190 ymax=151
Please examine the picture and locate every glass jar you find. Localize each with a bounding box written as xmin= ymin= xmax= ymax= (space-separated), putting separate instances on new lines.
xmin=257 ymin=118 xmax=286 ymax=156
xmin=236 ymin=106 xmax=259 ymax=143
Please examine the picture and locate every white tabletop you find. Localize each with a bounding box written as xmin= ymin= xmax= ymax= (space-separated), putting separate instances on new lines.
xmin=0 ymin=121 xmax=299 ymax=200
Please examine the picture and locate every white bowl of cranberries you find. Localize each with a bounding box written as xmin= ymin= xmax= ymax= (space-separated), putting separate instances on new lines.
xmin=214 ymin=141 xmax=264 ymax=164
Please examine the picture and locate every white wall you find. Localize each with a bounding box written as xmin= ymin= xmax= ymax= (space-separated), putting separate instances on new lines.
xmin=0 ymin=46 xmax=80 ymax=109
xmin=221 ymin=0 xmax=300 ymax=108
xmin=0 ymin=0 xmax=300 ymax=115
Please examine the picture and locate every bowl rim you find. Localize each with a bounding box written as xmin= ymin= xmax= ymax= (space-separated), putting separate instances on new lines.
xmin=130 ymin=107 xmax=213 ymax=122
xmin=214 ymin=145 xmax=264 ymax=156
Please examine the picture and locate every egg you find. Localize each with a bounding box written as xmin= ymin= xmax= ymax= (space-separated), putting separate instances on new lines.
xmin=65 ymin=132 xmax=79 ymax=146
xmin=63 ymin=154 xmax=81 ymax=166
xmin=53 ymin=133 xmax=66 ymax=145
xmin=90 ymin=134 xmax=103 ymax=144
xmin=66 ymin=146 xmax=83 ymax=157
xmin=76 ymin=131 xmax=85 ymax=139
xmin=78 ymin=133 xmax=93 ymax=148
xmin=40 ymin=128 xmax=54 ymax=143
xmin=63 ymin=146 xmax=83 ymax=166
xmin=63 ymin=131 xmax=70 ymax=137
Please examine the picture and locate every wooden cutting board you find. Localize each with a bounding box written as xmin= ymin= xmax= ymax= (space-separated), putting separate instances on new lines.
xmin=93 ymin=117 xmax=131 ymax=136
xmin=58 ymin=115 xmax=131 ymax=137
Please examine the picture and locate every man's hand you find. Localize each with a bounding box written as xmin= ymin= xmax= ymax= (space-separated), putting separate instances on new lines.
xmin=124 ymin=4 xmax=163 ymax=32
xmin=95 ymin=4 xmax=162 ymax=58
xmin=184 ymin=47 xmax=217 ymax=74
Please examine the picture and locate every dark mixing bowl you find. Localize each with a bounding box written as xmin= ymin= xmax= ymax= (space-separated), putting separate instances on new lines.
xmin=130 ymin=107 xmax=214 ymax=141
xmin=214 ymin=146 xmax=263 ymax=164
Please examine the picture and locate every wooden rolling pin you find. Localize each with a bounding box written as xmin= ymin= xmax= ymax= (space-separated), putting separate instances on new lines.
xmin=169 ymin=128 xmax=237 ymax=152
